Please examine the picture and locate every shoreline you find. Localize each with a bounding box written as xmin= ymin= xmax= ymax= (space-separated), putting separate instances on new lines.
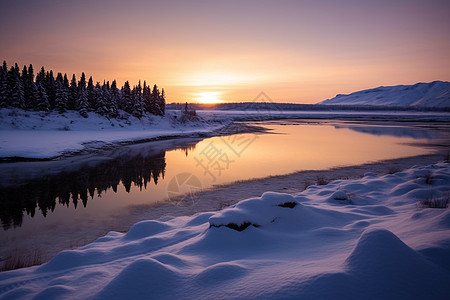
xmin=3 ymin=151 xmax=447 ymax=269
xmin=1 ymin=106 xmax=449 ymax=161
xmin=0 ymin=122 xmax=267 ymax=163
xmin=126 ymin=151 xmax=449 ymax=225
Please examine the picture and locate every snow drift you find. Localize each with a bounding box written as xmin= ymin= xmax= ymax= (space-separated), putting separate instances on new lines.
xmin=319 ymin=81 xmax=450 ymax=108
xmin=0 ymin=163 xmax=450 ymax=299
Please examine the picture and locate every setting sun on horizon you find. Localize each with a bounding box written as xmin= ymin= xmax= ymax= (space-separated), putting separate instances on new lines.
xmin=194 ymin=92 xmax=224 ymax=104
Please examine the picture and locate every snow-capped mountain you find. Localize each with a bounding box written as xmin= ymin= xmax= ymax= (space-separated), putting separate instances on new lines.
xmin=319 ymin=81 xmax=450 ymax=108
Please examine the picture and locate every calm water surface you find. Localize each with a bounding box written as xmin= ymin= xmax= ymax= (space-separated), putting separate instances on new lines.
xmin=0 ymin=120 xmax=448 ymax=255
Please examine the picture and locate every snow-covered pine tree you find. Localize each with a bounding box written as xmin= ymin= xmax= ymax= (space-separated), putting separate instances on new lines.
xmin=142 ymin=81 xmax=152 ymax=114
xmin=35 ymin=67 xmax=45 ymax=86
xmin=95 ymin=82 xmax=109 ymax=116
xmin=159 ymin=88 xmax=166 ymax=116
xmin=45 ymin=70 xmax=56 ymax=109
xmin=9 ymin=66 xmax=26 ymax=108
xmin=37 ymin=82 xmax=50 ymax=111
xmin=77 ymin=89 xmax=89 ymax=118
xmin=144 ymin=84 xmax=155 ymax=115
xmin=78 ymin=72 xmax=86 ymax=91
xmin=87 ymin=76 xmax=95 ymax=110
xmin=151 ymin=84 xmax=161 ymax=115
xmin=28 ymin=64 xmax=34 ymax=82
xmin=63 ymin=73 xmax=69 ymax=89
xmin=28 ymin=81 xmax=40 ymax=110
xmin=121 ymin=81 xmax=132 ymax=113
xmin=13 ymin=63 xmax=20 ymax=76
xmin=109 ymin=80 xmax=119 ymax=117
xmin=1 ymin=61 xmax=7 ymax=74
xmin=131 ymin=81 xmax=144 ymax=118
xmin=22 ymin=64 xmax=36 ymax=109
xmin=21 ymin=65 xmax=30 ymax=107
xmin=69 ymin=74 xmax=78 ymax=110
xmin=103 ymin=81 xmax=114 ymax=116
xmin=0 ymin=62 xmax=8 ymax=107
xmin=55 ymin=74 xmax=68 ymax=113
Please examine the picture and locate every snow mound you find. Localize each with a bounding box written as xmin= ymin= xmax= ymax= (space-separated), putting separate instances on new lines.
xmin=208 ymin=191 xmax=361 ymax=232
xmin=1 ymin=163 xmax=450 ymax=299
xmin=122 ymin=220 xmax=172 ymax=240
xmin=208 ymin=192 xmax=299 ymax=230
xmin=346 ymin=228 xmax=433 ymax=272
xmin=95 ymin=258 xmax=183 ymax=300
xmin=319 ymin=81 xmax=450 ymax=108
xmin=341 ymin=228 xmax=450 ymax=299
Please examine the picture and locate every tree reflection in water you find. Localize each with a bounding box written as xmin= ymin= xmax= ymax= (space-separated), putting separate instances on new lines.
xmin=0 ymin=142 xmax=198 ymax=230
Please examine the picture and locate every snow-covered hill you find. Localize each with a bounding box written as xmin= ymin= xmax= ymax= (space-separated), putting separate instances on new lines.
xmin=319 ymin=81 xmax=450 ymax=108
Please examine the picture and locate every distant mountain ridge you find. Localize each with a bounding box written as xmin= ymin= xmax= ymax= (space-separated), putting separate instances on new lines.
xmin=318 ymin=81 xmax=450 ymax=108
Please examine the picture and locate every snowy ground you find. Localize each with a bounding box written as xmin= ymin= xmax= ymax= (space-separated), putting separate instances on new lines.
xmin=0 ymin=108 xmax=229 ymax=159
xmin=1 ymin=162 xmax=449 ymax=299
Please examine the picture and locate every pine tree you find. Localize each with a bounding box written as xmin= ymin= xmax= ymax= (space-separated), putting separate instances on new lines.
xmin=77 ymin=90 xmax=89 ymax=118
xmin=69 ymin=74 xmax=78 ymax=110
xmin=22 ymin=65 xmax=34 ymax=109
xmin=159 ymin=88 xmax=166 ymax=116
xmin=37 ymin=82 xmax=50 ymax=111
xmin=35 ymin=66 xmax=45 ymax=86
xmin=63 ymin=73 xmax=69 ymax=89
xmin=21 ymin=65 xmax=28 ymax=89
xmin=8 ymin=66 xmax=25 ymax=108
xmin=151 ymin=84 xmax=161 ymax=115
xmin=143 ymin=81 xmax=151 ymax=113
xmin=109 ymin=80 xmax=119 ymax=117
xmin=87 ymin=76 xmax=95 ymax=109
xmin=145 ymin=84 xmax=156 ymax=115
xmin=78 ymin=72 xmax=86 ymax=91
xmin=55 ymin=78 xmax=68 ymax=113
xmin=103 ymin=81 xmax=115 ymax=116
xmin=45 ymin=70 xmax=56 ymax=109
xmin=28 ymin=81 xmax=40 ymax=110
xmin=28 ymin=64 xmax=34 ymax=82
xmin=1 ymin=61 xmax=7 ymax=74
xmin=95 ymin=82 xmax=109 ymax=116
xmin=14 ymin=63 xmax=20 ymax=76
xmin=121 ymin=81 xmax=132 ymax=113
xmin=131 ymin=81 xmax=144 ymax=118
xmin=0 ymin=61 xmax=8 ymax=107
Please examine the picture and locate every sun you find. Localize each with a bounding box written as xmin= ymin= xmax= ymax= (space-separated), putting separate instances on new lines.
xmin=196 ymin=92 xmax=223 ymax=104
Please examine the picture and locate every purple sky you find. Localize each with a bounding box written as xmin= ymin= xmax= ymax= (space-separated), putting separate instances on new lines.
xmin=1 ymin=0 xmax=449 ymax=103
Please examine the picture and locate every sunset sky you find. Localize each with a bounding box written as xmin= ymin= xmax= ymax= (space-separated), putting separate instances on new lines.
xmin=1 ymin=0 xmax=449 ymax=104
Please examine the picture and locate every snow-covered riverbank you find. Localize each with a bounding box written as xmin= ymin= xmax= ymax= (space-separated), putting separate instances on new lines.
xmin=2 ymin=107 xmax=450 ymax=159
xmin=0 ymin=108 xmax=229 ymax=159
xmin=1 ymin=161 xmax=449 ymax=299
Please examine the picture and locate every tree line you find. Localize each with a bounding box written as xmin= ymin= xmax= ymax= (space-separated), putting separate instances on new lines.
xmin=0 ymin=61 xmax=165 ymax=118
